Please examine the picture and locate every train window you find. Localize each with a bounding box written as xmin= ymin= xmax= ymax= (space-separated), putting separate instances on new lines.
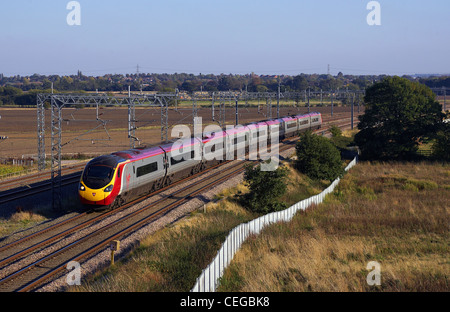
xmin=171 ymin=156 xmax=185 ymax=166
xmin=299 ymin=119 xmax=309 ymax=125
xmin=170 ymin=151 xmax=194 ymax=166
xmin=287 ymin=122 xmax=297 ymax=129
xmin=136 ymin=162 xmax=158 ymax=177
xmin=312 ymin=117 xmax=319 ymax=122
xmin=233 ymin=136 xmax=245 ymax=145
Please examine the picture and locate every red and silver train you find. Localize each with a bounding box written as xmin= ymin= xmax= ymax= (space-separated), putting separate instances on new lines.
xmin=79 ymin=112 xmax=322 ymax=209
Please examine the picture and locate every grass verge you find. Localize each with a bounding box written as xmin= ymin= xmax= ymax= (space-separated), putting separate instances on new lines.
xmin=217 ymin=161 xmax=450 ymax=292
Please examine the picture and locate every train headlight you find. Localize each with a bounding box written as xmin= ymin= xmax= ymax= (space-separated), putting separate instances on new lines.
xmin=79 ymin=184 xmax=85 ymax=191
xmin=104 ymin=185 xmax=113 ymax=192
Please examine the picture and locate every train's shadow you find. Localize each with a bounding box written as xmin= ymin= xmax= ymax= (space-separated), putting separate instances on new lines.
xmin=0 ymin=172 xmax=84 ymax=220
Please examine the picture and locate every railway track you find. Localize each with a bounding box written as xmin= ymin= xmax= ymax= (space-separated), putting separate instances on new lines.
xmin=0 ymin=158 xmax=256 ymax=292
xmin=0 ymin=162 xmax=87 ymax=192
xmin=0 ymin=113 xmax=360 ymax=292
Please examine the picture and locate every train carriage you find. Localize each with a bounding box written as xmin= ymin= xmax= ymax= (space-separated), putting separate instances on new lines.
xmin=202 ymin=130 xmax=227 ymax=167
xmin=161 ymin=137 xmax=203 ymax=184
xmin=114 ymin=146 xmax=166 ymax=205
xmin=309 ymin=112 xmax=322 ymax=130
xmin=296 ymin=113 xmax=311 ymax=132
xmin=225 ymin=125 xmax=250 ymax=160
xmin=247 ymin=121 xmax=269 ymax=160
xmin=282 ymin=116 xmax=298 ymax=138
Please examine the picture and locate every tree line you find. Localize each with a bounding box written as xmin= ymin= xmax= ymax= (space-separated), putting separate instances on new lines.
xmin=1 ymin=72 xmax=449 ymax=106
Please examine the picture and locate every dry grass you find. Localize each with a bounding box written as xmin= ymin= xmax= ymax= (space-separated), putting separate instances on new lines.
xmin=71 ymin=199 xmax=258 ymax=292
xmin=218 ymin=161 xmax=449 ymax=292
xmin=0 ymin=210 xmax=47 ymax=237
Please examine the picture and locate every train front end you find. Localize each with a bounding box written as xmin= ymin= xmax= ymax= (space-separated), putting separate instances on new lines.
xmin=79 ymin=155 xmax=124 ymax=208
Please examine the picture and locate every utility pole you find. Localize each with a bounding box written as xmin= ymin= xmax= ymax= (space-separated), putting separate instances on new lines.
xmin=331 ymin=89 xmax=334 ymax=116
xmin=235 ymin=96 xmax=239 ymax=126
xmin=193 ymin=96 xmax=198 ymax=127
xmin=351 ymin=94 xmax=354 ymax=130
xmin=307 ymin=88 xmax=310 ymax=113
xmin=277 ymin=80 xmax=280 ymax=118
xmin=175 ymin=88 xmax=179 ymax=112
xmin=267 ymin=97 xmax=272 ymax=119
xmin=444 ymin=87 xmax=447 ymax=111
xmin=211 ymin=91 xmax=215 ymax=121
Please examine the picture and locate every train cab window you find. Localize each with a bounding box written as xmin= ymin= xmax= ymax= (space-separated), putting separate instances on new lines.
xmin=83 ymin=164 xmax=114 ymax=189
xmin=136 ymin=162 xmax=158 ymax=177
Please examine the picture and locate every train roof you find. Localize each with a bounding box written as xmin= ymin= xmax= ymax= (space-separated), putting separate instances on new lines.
xmin=160 ymin=137 xmax=202 ymax=153
xmin=225 ymin=125 xmax=249 ymax=136
xmin=282 ymin=116 xmax=297 ymax=122
xmin=265 ymin=119 xmax=282 ymax=125
xmin=294 ymin=112 xmax=321 ymax=119
xmin=202 ymin=130 xmax=227 ymax=143
xmin=89 ymin=154 xmax=127 ymax=166
xmin=112 ymin=146 xmax=165 ymax=161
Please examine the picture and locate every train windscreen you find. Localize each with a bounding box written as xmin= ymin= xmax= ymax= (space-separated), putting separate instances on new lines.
xmin=83 ymin=165 xmax=114 ymax=189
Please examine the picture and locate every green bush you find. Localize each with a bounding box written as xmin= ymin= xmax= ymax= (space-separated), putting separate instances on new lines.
xmin=432 ymin=123 xmax=450 ymax=161
xmin=295 ymin=131 xmax=344 ymax=181
xmin=241 ymin=163 xmax=289 ymax=214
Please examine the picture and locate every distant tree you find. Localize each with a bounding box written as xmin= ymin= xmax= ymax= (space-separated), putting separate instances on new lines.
xmin=295 ymin=131 xmax=344 ymax=181
xmin=292 ymin=75 xmax=309 ymax=91
xmin=355 ymin=76 xmax=444 ymax=160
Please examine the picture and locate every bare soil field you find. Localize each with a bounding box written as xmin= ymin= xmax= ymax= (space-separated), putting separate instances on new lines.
xmin=0 ymin=105 xmax=360 ymax=159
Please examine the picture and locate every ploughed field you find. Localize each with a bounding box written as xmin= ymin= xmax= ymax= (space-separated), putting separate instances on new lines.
xmin=0 ymin=105 xmax=359 ymax=159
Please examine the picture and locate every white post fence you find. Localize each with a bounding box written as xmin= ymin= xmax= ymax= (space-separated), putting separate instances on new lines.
xmin=191 ymin=156 xmax=358 ymax=292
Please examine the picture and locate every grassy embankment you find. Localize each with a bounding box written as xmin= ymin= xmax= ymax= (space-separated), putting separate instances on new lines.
xmin=218 ymin=161 xmax=449 ymax=292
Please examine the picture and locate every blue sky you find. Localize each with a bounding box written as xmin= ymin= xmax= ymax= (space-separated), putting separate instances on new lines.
xmin=1 ymin=0 xmax=449 ymax=76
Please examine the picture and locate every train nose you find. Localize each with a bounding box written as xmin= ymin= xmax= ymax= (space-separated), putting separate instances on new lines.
xmin=79 ymin=182 xmax=106 ymax=202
